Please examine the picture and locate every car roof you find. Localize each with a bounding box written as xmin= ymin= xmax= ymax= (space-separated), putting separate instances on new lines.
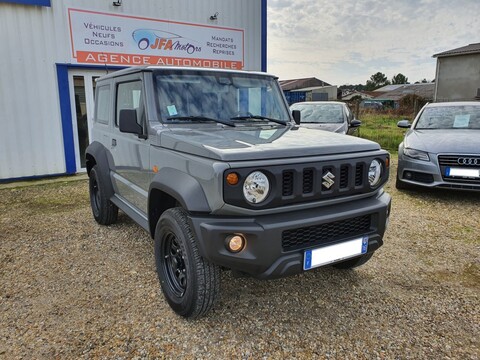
xmin=425 ymin=101 xmax=480 ymax=107
xmin=291 ymin=101 xmax=346 ymax=106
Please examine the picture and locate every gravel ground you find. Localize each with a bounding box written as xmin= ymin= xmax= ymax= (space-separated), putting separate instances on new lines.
xmin=1 ymin=161 xmax=479 ymax=359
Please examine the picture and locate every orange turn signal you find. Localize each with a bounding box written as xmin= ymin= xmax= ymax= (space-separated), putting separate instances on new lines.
xmin=385 ymin=157 xmax=390 ymax=168
xmin=226 ymin=172 xmax=239 ymax=185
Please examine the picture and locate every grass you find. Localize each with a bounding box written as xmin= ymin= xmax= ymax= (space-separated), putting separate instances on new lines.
xmin=357 ymin=112 xmax=411 ymax=153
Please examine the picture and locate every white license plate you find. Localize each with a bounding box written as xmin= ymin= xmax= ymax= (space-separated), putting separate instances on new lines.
xmin=303 ymin=236 xmax=368 ymax=270
xmin=445 ymin=167 xmax=480 ymax=178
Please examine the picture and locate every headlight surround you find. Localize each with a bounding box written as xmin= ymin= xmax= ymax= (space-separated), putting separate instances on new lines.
xmin=368 ymin=159 xmax=382 ymax=187
xmin=403 ymin=148 xmax=430 ymax=161
xmin=243 ymin=171 xmax=270 ymax=204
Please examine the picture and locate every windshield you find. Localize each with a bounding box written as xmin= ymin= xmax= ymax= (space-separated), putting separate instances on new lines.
xmin=154 ymin=70 xmax=290 ymax=125
xmin=415 ymin=105 xmax=480 ymax=129
xmin=290 ymin=103 xmax=345 ymax=124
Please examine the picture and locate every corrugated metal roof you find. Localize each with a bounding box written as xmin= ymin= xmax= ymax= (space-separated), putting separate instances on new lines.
xmin=373 ymin=84 xmax=405 ymax=92
xmin=279 ymin=77 xmax=331 ymax=91
xmin=290 ymin=85 xmax=336 ymax=92
xmin=433 ymin=43 xmax=480 ymax=58
xmin=373 ymin=83 xmax=435 ymax=101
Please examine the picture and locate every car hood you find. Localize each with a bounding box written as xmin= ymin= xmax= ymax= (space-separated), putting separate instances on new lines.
xmin=300 ymin=123 xmax=347 ymax=134
xmin=158 ymin=125 xmax=380 ymax=161
xmin=405 ymin=129 xmax=480 ymax=154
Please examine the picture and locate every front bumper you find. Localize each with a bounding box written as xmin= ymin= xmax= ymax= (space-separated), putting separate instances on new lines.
xmin=188 ymin=191 xmax=391 ymax=279
xmin=397 ymin=152 xmax=480 ymax=191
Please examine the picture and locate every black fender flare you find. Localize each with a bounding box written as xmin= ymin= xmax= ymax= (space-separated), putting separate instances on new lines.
xmin=85 ymin=141 xmax=115 ymax=200
xmin=149 ymin=168 xmax=211 ymax=213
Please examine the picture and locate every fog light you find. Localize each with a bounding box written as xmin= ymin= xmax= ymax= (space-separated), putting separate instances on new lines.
xmin=404 ymin=171 xmax=413 ymax=180
xmin=225 ymin=234 xmax=245 ymax=253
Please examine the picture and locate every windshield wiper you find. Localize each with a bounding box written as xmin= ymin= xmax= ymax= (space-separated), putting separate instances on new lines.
xmin=166 ymin=115 xmax=235 ymax=127
xmin=230 ymin=114 xmax=288 ymax=126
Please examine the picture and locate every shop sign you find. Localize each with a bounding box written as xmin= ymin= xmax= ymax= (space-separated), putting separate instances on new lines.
xmin=68 ymin=8 xmax=244 ymax=69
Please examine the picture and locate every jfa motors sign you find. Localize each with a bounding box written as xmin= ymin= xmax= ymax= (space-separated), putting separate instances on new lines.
xmin=68 ymin=8 xmax=244 ymax=69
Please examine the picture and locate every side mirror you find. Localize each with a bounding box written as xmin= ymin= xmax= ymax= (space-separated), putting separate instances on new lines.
xmin=119 ymin=109 xmax=144 ymax=137
xmin=397 ymin=120 xmax=411 ymax=129
xmin=350 ymin=119 xmax=362 ymax=128
xmin=292 ymin=110 xmax=301 ymax=125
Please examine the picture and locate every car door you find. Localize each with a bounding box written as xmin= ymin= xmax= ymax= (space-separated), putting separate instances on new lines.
xmin=110 ymin=74 xmax=150 ymax=215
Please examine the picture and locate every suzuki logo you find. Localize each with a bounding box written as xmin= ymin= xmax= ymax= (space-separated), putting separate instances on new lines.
xmin=322 ymin=171 xmax=335 ymax=189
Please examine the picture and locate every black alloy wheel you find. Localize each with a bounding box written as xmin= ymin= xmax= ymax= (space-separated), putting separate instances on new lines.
xmin=162 ymin=231 xmax=187 ymax=297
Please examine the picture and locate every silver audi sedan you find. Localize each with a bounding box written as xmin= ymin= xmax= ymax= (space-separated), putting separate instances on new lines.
xmin=396 ymin=101 xmax=480 ymax=191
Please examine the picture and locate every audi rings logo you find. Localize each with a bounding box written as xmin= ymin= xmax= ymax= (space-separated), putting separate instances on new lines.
xmin=457 ymin=157 xmax=479 ymax=166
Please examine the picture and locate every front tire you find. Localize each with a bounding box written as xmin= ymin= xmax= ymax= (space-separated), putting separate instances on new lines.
xmin=89 ymin=165 xmax=118 ymax=225
xmin=154 ymin=208 xmax=220 ymax=318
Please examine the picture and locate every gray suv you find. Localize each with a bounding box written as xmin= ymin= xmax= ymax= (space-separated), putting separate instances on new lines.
xmin=86 ymin=66 xmax=391 ymax=318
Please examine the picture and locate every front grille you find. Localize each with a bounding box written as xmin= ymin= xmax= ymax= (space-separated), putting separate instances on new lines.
xmin=438 ymin=154 xmax=480 ymax=185
xmin=438 ymin=155 xmax=480 ymax=167
xmin=223 ymin=155 xmax=389 ymax=209
xmin=282 ymin=214 xmax=372 ymax=251
xmin=280 ymin=160 xmax=369 ymax=200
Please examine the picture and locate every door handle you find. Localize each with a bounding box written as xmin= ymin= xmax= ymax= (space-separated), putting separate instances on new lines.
xmin=112 ymin=138 xmax=117 ymax=147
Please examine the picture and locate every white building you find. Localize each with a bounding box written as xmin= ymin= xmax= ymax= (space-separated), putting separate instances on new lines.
xmin=0 ymin=0 xmax=267 ymax=181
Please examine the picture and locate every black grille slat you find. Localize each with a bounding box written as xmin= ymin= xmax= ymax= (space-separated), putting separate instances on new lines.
xmin=355 ymin=164 xmax=364 ymax=186
xmin=303 ymin=168 xmax=314 ymax=193
xmin=282 ymin=215 xmax=371 ymax=251
xmin=282 ymin=170 xmax=294 ymax=196
xmin=340 ymin=165 xmax=349 ymax=189
xmin=438 ymin=156 xmax=459 ymax=166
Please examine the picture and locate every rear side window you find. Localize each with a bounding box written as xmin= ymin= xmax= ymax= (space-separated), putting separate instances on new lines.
xmin=116 ymin=81 xmax=143 ymax=126
xmin=95 ymin=85 xmax=110 ymax=125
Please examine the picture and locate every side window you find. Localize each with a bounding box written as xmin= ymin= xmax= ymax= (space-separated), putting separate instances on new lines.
xmin=116 ymin=80 xmax=144 ymax=127
xmin=95 ymin=85 xmax=110 ymax=125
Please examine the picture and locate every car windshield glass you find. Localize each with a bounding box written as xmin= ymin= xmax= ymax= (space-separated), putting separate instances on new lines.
xmin=290 ymin=103 xmax=344 ymax=124
xmin=154 ymin=70 xmax=290 ymax=125
xmin=415 ymin=105 xmax=480 ymax=129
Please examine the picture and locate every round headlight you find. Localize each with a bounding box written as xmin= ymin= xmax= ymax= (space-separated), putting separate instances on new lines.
xmin=368 ymin=159 xmax=382 ymax=187
xmin=243 ymin=171 xmax=270 ymax=204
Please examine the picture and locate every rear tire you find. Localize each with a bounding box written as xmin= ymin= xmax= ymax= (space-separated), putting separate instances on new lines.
xmin=332 ymin=253 xmax=373 ymax=269
xmin=89 ymin=165 xmax=118 ymax=225
xmin=154 ymin=208 xmax=220 ymax=318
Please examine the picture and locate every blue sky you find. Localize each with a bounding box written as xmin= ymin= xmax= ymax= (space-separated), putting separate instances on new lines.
xmin=267 ymin=0 xmax=480 ymax=85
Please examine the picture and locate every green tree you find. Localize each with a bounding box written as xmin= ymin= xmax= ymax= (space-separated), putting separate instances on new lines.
xmin=365 ymin=72 xmax=390 ymax=90
xmin=391 ymin=73 xmax=408 ymax=84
